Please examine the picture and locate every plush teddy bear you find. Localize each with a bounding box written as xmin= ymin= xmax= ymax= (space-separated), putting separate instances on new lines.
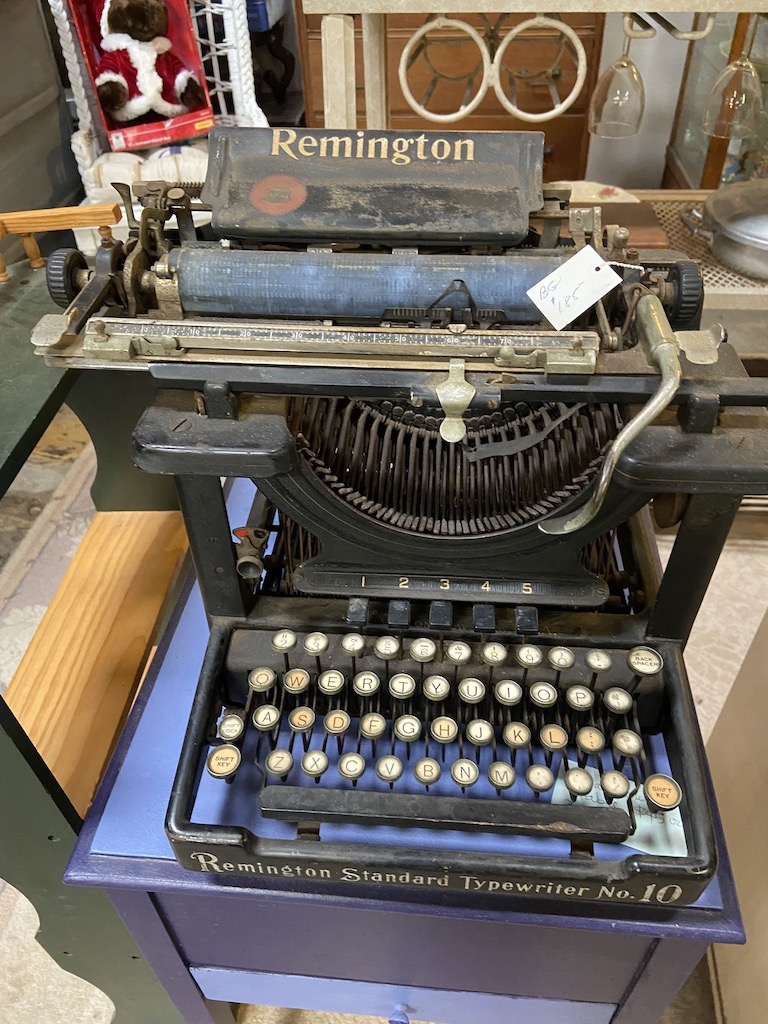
xmin=94 ymin=0 xmax=205 ymax=124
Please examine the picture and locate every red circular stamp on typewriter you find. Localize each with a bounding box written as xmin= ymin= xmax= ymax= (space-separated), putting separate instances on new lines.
xmin=251 ymin=175 xmax=307 ymax=215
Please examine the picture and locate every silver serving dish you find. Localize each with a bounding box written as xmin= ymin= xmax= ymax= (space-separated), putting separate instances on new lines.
xmin=681 ymin=179 xmax=768 ymax=281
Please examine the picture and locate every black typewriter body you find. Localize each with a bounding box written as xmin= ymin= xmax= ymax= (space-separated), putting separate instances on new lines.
xmin=34 ymin=128 xmax=768 ymax=912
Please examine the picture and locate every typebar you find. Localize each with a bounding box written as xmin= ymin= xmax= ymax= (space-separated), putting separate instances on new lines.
xmin=259 ymin=787 xmax=632 ymax=843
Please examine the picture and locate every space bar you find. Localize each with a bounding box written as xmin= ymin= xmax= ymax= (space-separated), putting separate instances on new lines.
xmin=259 ymin=787 xmax=631 ymax=843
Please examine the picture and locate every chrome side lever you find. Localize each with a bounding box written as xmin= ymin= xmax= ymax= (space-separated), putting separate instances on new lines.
xmin=539 ymin=294 xmax=682 ymax=536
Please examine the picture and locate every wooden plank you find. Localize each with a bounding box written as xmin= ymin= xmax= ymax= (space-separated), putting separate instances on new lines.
xmin=5 ymin=510 xmax=187 ymax=817
xmin=321 ymin=15 xmax=357 ymax=128
xmin=305 ymin=0 xmax=766 ymax=14
xmin=361 ymin=14 xmax=389 ymax=129
xmin=0 ymin=203 xmax=122 ymax=234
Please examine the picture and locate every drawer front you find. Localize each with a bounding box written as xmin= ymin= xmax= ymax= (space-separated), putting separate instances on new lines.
xmin=192 ymin=966 xmax=617 ymax=1024
xmin=157 ymin=892 xmax=650 ymax=1004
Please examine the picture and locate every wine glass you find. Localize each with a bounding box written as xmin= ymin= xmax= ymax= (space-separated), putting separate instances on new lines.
xmin=701 ymin=56 xmax=763 ymax=139
xmin=588 ymin=37 xmax=645 ymax=138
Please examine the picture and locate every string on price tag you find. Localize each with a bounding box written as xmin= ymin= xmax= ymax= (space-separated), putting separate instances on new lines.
xmin=527 ymin=245 xmax=622 ymax=332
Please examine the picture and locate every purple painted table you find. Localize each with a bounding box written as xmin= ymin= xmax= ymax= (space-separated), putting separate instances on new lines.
xmin=66 ymin=491 xmax=744 ymax=1024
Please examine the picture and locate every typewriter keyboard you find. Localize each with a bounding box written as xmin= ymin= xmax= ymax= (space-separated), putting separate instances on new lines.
xmin=205 ymin=630 xmax=683 ymax=846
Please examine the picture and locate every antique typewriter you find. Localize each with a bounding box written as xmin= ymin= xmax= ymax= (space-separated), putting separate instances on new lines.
xmin=33 ymin=127 xmax=768 ymax=910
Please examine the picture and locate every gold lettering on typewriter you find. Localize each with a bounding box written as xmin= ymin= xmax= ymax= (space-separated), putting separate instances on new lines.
xmin=271 ymin=129 xmax=475 ymax=165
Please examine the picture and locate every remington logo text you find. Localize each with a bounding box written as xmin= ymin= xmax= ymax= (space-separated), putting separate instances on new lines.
xmin=271 ymin=129 xmax=475 ymax=165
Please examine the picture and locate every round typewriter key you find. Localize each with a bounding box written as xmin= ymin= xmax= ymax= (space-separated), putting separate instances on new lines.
xmin=272 ymin=629 xmax=297 ymax=653
xmin=566 ymin=684 xmax=594 ymax=711
xmin=465 ymin=719 xmax=494 ymax=746
xmin=218 ymin=714 xmax=245 ymax=742
xmin=576 ymin=726 xmax=605 ymax=754
xmin=431 ymin=716 xmax=459 ymax=744
xmin=410 ymin=637 xmax=437 ymax=663
xmin=252 ymin=704 xmax=280 ymax=731
xmin=540 ymin=724 xmax=569 ymax=752
xmin=627 ymin=646 xmax=664 ymax=676
xmin=265 ymin=748 xmax=293 ymax=778
xmin=374 ymin=635 xmax=400 ymax=660
xmin=565 ymin=767 xmax=594 ymax=797
xmin=613 ymin=729 xmax=643 ymax=758
xmin=414 ymin=757 xmax=441 ymax=785
xmin=494 ymin=679 xmax=523 ymax=706
xmin=424 ymin=674 xmax=451 ymax=701
xmin=360 ymin=712 xmax=387 ymax=739
xmin=445 ymin=640 xmax=472 ymax=666
xmin=301 ymin=750 xmax=329 ymax=778
xmin=451 ymin=758 xmax=479 ymax=788
xmin=376 ymin=754 xmax=403 ymax=783
xmin=324 ymin=709 xmax=351 ymax=736
xmin=353 ymin=670 xmax=380 ymax=696
xmin=303 ymin=631 xmax=329 ymax=655
xmin=516 ymin=644 xmax=543 ymax=668
xmin=526 ymin=764 xmax=555 ymax=793
xmin=644 ymin=773 xmax=682 ymax=811
xmin=481 ymin=641 xmax=507 ymax=667
xmin=389 ymin=672 xmax=416 ymax=699
xmin=601 ymin=770 xmax=630 ymax=800
xmin=586 ymin=649 xmax=612 ymax=673
xmin=248 ymin=666 xmax=276 ymax=693
xmin=318 ymin=669 xmax=345 ymax=696
xmin=503 ymin=721 xmax=531 ymax=749
xmin=394 ymin=714 xmax=422 ymax=741
xmin=528 ymin=681 xmax=558 ymax=708
xmin=458 ymin=677 xmax=485 ymax=704
xmin=288 ymin=706 xmax=315 ymax=733
xmin=341 ymin=633 xmax=365 ymax=656
xmin=488 ymin=761 xmax=516 ymax=790
xmin=548 ymin=646 xmax=575 ymax=670
xmin=338 ymin=752 xmax=366 ymax=781
xmin=206 ymin=744 xmax=241 ymax=779
xmin=603 ymin=687 xmax=634 ymax=715
xmin=283 ymin=668 xmax=310 ymax=694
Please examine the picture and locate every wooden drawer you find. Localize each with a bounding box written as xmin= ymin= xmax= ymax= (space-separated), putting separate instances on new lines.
xmin=192 ymin=966 xmax=617 ymax=1024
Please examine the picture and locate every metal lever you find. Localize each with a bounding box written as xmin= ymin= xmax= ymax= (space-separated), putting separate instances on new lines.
xmin=539 ymin=294 xmax=682 ymax=536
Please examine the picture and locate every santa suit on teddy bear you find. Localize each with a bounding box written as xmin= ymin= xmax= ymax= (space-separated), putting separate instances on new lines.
xmin=94 ymin=0 xmax=203 ymax=122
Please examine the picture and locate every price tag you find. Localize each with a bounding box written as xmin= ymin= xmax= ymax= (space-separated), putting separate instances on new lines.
xmin=527 ymin=245 xmax=622 ymax=331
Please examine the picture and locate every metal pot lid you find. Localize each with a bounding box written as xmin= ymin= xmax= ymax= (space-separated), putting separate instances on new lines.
xmin=703 ymin=179 xmax=768 ymax=250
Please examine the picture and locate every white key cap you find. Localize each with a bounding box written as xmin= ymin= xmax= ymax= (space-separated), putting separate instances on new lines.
xmin=288 ymin=706 xmax=315 ymax=733
xmin=252 ymin=704 xmax=280 ymax=731
xmin=481 ymin=641 xmax=507 ymax=666
xmin=644 ymin=773 xmax=682 ymax=811
xmin=540 ymin=724 xmax=568 ymax=752
xmin=445 ymin=640 xmax=472 ymax=665
xmin=451 ymin=758 xmax=479 ymax=787
xmin=389 ymin=672 xmax=416 ymax=699
xmin=612 ymin=729 xmax=643 ymax=758
xmin=283 ymin=668 xmax=310 ymax=694
xmin=376 ymin=754 xmax=403 ymax=782
xmin=265 ymin=748 xmax=293 ymax=778
xmin=566 ymin=684 xmax=594 ymax=711
xmin=627 ymin=646 xmax=664 ymax=676
xmin=465 ymin=719 xmax=494 ymax=746
xmin=601 ymin=770 xmax=630 ymax=800
xmin=565 ymin=767 xmax=593 ymax=797
xmin=338 ymin=752 xmax=366 ymax=781
xmin=341 ymin=633 xmax=365 ymax=656
xmin=218 ymin=713 xmax=245 ymax=741
xmin=515 ymin=644 xmax=543 ymax=668
xmin=424 ymin=674 xmax=451 ymax=701
xmin=526 ymin=764 xmax=555 ymax=793
xmin=301 ymin=750 xmax=329 ymax=778
xmin=394 ymin=714 xmax=422 ymax=742
xmin=248 ymin=667 xmax=276 ymax=692
xmin=414 ymin=757 xmax=441 ymax=785
xmin=458 ymin=677 xmax=485 ymax=704
xmin=528 ymin=681 xmax=558 ymax=708
xmin=353 ymin=670 xmax=380 ymax=696
xmin=359 ymin=712 xmax=387 ymax=739
xmin=410 ymin=638 xmax=437 ymax=663
xmin=576 ymin=726 xmax=605 ymax=754
xmin=318 ymin=669 xmax=345 ymax=695
xmin=494 ymin=679 xmax=523 ymax=707
xmin=374 ymin=635 xmax=400 ymax=660
xmin=272 ymin=629 xmax=297 ymax=653
xmin=303 ymin=631 xmax=329 ymax=655
xmin=585 ymin=649 xmax=612 ymax=673
xmin=603 ymin=687 xmax=633 ymax=715
xmin=503 ymin=721 xmax=531 ymax=749
xmin=430 ymin=716 xmax=459 ymax=744
xmin=206 ymin=744 xmax=241 ymax=778
xmin=488 ymin=761 xmax=516 ymax=790
xmin=548 ymin=646 xmax=575 ymax=670
xmin=324 ymin=709 xmax=351 ymax=736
